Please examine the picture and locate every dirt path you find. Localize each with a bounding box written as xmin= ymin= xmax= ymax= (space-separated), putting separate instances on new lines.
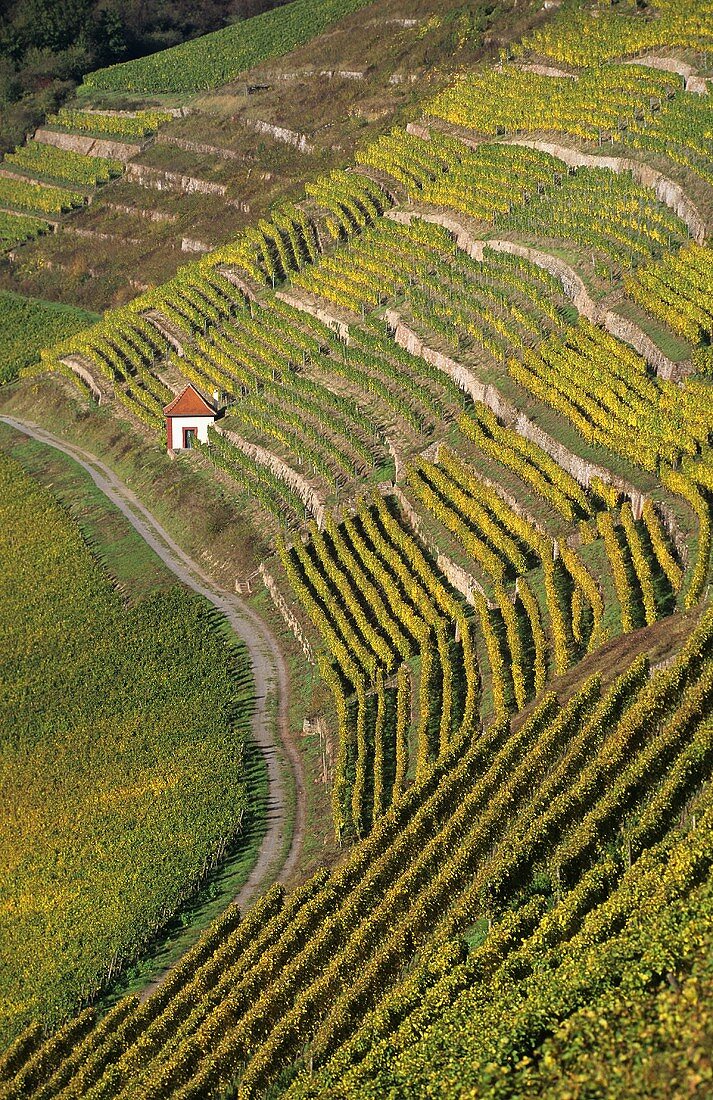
xmin=1 ymin=415 xmax=306 ymax=973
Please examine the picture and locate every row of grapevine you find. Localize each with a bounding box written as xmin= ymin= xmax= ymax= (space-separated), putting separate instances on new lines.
xmin=46 ymin=108 xmax=172 ymax=139
xmin=10 ymin=605 xmax=712 ymax=1097
xmin=426 ymin=48 xmax=712 ymax=195
xmin=308 ymin=785 xmax=713 ymax=1097
xmin=510 ymin=318 xmax=709 ymax=472
xmin=5 ymin=143 xmax=122 ymax=187
xmin=205 ymin=428 xmax=309 ymax=526
xmin=405 ymin=447 xmax=615 ymax=678
xmin=625 ymin=243 xmax=713 ymax=374
xmin=408 ymin=238 xmax=568 ymax=364
xmin=458 ymin=403 xmax=589 ymax=522
xmin=306 ymin=171 xmax=391 ymax=239
xmin=0 ymin=127 xmax=126 ymax=250
xmin=0 ymin=211 xmax=50 ymax=247
xmin=359 ymin=128 xmax=561 ymax=217
xmin=274 ymin=488 xmax=487 ymax=834
xmin=209 ymin=179 xmax=389 ymax=291
xmin=515 ymin=0 xmax=712 ymax=67
xmin=426 ymin=64 xmax=682 ymax=144
xmin=660 ymin=464 xmax=712 ymax=609
xmin=211 ymin=618 xmax=713 ymax=1095
xmin=0 ymin=175 xmax=84 ymax=216
xmin=497 ymin=166 xmax=687 ymax=276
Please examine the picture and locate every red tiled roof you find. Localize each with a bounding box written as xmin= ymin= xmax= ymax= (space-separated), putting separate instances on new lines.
xmin=163 ymin=384 xmax=215 ymax=417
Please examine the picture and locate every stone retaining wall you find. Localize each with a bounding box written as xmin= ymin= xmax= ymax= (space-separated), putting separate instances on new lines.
xmin=60 ymin=354 xmax=110 ymax=405
xmin=34 ymin=128 xmax=141 ymax=161
xmin=181 ymin=237 xmax=214 ymax=253
xmin=516 ymin=62 xmax=576 ymax=79
xmin=276 ymin=291 xmax=350 ymax=343
xmin=245 ymin=118 xmax=314 ymax=154
xmin=105 ymin=201 xmax=178 ymax=223
xmin=64 ymin=225 xmax=140 ymax=245
xmin=406 ymin=123 xmax=708 ymax=244
xmin=625 ymin=54 xmax=707 ymax=94
xmin=124 ymin=162 xmax=227 ymax=195
xmin=220 ymin=267 xmax=258 ymax=301
xmin=217 ymin=425 xmax=326 ymax=526
xmin=260 ymin=564 xmax=315 ymax=663
xmin=156 ymin=134 xmax=243 ymax=160
xmin=144 ymin=310 xmax=185 ymax=355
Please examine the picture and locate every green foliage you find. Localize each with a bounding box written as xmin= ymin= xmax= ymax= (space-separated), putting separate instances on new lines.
xmin=517 ymin=0 xmax=713 ymax=67
xmin=83 ymin=0 xmax=381 ymax=94
xmin=47 ymin=107 xmax=171 ymax=139
xmin=0 ymin=454 xmax=252 ymax=1045
xmin=0 ymin=172 xmax=84 ymax=213
xmin=0 ymin=210 xmax=50 ymax=251
xmin=0 ymin=290 xmax=97 ymax=383
xmin=6 ymin=141 xmax=122 ymax=186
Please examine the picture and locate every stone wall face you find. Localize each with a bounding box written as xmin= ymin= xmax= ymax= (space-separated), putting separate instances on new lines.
xmin=156 ymin=134 xmax=243 ymax=160
xmin=260 ymin=564 xmax=315 ymax=664
xmin=34 ymin=128 xmax=142 ymax=160
xmin=60 ymin=354 xmax=110 ymax=404
xmin=181 ymin=238 xmax=214 ymax=253
xmin=63 ymin=226 xmax=140 ymax=245
xmin=105 ymin=202 xmax=178 ymax=223
xmin=220 ymin=268 xmax=258 ymax=301
xmin=276 ymin=291 xmax=351 ymax=343
xmin=145 ymin=311 xmax=185 ymax=356
xmin=124 ymin=163 xmax=227 ymax=195
xmin=245 ymin=118 xmax=315 ymax=154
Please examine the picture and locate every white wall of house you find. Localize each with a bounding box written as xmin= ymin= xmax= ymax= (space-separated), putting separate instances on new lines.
xmin=169 ymin=414 xmax=214 ymax=450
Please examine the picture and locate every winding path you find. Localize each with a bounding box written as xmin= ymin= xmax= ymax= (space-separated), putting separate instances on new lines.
xmin=0 ymin=414 xmax=306 ymax=921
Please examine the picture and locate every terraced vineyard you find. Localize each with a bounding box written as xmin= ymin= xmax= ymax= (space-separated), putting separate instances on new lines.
xmin=0 ymin=109 xmax=175 ymax=253
xmin=2 ymin=0 xmax=713 ymax=1096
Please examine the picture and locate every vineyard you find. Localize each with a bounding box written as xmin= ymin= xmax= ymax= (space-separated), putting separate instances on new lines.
xmin=0 ymin=292 xmax=97 ymax=385
xmin=82 ymin=0 xmax=387 ymax=94
xmin=0 ymin=109 xmax=171 ymax=253
xmin=0 ymin=452 xmax=253 ymax=1049
xmin=2 ymin=0 xmax=713 ymax=1096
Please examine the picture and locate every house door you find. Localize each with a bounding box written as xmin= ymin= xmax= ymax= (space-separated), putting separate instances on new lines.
xmin=183 ymin=427 xmax=197 ymax=449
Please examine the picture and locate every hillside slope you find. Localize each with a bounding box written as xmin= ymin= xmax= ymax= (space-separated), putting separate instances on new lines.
xmin=1 ymin=0 xmax=712 ymax=1096
xmin=0 ymin=0 xmax=542 ymax=311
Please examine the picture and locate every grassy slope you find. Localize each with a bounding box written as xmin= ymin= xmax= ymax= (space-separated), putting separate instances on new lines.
xmin=0 ymin=440 xmax=256 ymax=1044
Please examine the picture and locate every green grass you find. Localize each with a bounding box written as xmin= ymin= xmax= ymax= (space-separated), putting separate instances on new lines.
xmin=0 ymin=290 xmax=98 ymax=384
xmin=0 ymin=448 xmax=254 ymax=1045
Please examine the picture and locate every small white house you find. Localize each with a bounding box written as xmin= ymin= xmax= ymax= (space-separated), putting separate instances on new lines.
xmin=164 ymin=385 xmax=216 ymax=452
